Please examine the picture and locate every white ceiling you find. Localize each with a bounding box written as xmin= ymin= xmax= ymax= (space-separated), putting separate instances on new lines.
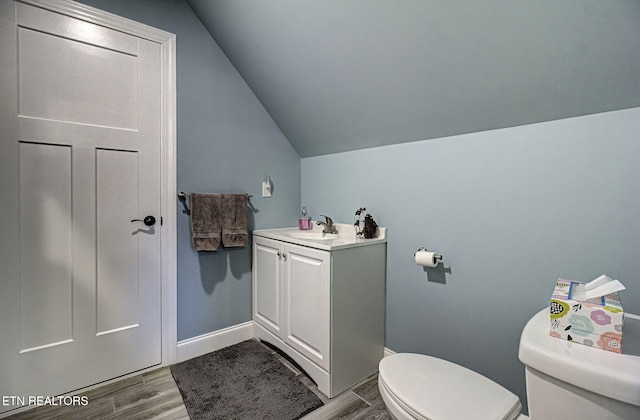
xmin=186 ymin=0 xmax=640 ymax=157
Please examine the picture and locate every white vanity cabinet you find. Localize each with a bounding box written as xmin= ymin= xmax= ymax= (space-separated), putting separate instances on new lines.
xmin=252 ymin=225 xmax=386 ymax=398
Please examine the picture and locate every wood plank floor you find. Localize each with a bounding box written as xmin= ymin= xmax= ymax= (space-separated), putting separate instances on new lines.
xmin=4 ymin=342 xmax=391 ymax=419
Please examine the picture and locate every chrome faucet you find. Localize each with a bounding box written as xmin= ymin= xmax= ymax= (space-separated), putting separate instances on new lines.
xmin=317 ymin=215 xmax=337 ymax=234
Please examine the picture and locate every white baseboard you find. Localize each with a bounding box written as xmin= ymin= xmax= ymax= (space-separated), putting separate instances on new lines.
xmin=176 ymin=321 xmax=394 ymax=365
xmin=176 ymin=321 xmax=253 ymax=363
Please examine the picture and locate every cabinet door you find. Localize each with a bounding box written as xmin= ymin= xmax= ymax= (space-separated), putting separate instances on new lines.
xmin=252 ymin=237 xmax=282 ymax=336
xmin=283 ymin=244 xmax=330 ymax=371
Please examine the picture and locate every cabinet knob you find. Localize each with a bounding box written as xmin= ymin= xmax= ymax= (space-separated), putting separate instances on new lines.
xmin=283 ymin=252 xmax=287 ymax=260
xmin=277 ymin=251 xmax=282 ymax=258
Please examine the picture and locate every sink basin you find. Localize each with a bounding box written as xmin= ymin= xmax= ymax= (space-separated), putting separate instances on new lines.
xmin=286 ymin=231 xmax=339 ymax=241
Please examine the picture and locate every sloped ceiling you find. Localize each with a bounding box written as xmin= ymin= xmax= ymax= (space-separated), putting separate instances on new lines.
xmin=186 ymin=0 xmax=640 ymax=157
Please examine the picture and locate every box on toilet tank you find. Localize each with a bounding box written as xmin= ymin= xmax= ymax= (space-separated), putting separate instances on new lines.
xmin=550 ymin=279 xmax=624 ymax=353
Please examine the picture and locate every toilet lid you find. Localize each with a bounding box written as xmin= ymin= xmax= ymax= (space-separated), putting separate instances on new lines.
xmin=379 ymin=353 xmax=521 ymax=420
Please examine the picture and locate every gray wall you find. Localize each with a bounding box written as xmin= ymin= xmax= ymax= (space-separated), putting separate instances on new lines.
xmin=186 ymin=0 xmax=640 ymax=156
xmin=301 ymin=108 xmax=640 ymax=410
xmin=77 ymin=0 xmax=301 ymax=340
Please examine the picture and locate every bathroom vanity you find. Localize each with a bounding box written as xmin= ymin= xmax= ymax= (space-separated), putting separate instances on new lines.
xmin=252 ymin=223 xmax=386 ymax=398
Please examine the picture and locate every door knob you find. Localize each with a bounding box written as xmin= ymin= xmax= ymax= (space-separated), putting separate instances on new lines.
xmin=131 ymin=215 xmax=156 ymax=226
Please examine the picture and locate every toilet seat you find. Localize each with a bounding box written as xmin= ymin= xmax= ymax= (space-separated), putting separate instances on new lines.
xmin=379 ymin=353 xmax=521 ymax=420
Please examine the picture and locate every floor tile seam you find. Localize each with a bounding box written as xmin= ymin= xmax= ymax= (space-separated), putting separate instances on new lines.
xmin=112 ymin=387 xmax=176 ymax=414
xmin=105 ymin=393 xmax=185 ymax=419
xmin=351 ymin=390 xmax=374 ymax=408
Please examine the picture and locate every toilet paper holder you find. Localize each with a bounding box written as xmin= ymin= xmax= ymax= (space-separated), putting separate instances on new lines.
xmin=414 ymin=247 xmax=443 ymax=261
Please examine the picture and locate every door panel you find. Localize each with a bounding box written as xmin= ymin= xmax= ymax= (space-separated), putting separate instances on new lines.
xmin=283 ymin=245 xmax=330 ymax=371
xmin=253 ymin=238 xmax=282 ymax=335
xmin=19 ymin=142 xmax=73 ymax=352
xmin=96 ymin=149 xmax=140 ymax=335
xmin=18 ymin=25 xmax=138 ymax=129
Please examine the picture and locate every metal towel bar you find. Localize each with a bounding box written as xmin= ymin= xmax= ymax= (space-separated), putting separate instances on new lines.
xmin=177 ymin=192 xmax=253 ymax=215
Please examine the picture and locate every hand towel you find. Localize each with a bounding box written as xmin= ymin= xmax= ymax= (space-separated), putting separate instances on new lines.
xmin=221 ymin=194 xmax=248 ymax=247
xmin=189 ymin=193 xmax=221 ymax=251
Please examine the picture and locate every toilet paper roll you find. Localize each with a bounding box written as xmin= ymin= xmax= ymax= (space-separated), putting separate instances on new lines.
xmin=415 ymin=250 xmax=439 ymax=267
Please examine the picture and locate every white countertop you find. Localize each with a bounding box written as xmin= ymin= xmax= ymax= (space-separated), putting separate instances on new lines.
xmin=253 ymin=222 xmax=386 ymax=251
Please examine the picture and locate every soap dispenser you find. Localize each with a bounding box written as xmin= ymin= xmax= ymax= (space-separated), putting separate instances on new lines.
xmin=298 ymin=207 xmax=312 ymax=230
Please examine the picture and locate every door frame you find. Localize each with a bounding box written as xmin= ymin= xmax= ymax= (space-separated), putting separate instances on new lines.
xmin=20 ymin=0 xmax=178 ymax=366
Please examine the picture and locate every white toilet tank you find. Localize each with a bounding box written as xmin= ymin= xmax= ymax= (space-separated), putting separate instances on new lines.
xmin=519 ymin=308 xmax=640 ymax=419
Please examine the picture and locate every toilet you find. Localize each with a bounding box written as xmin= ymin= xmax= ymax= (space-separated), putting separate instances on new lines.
xmin=379 ymin=308 xmax=640 ymax=419
xmin=518 ymin=308 xmax=640 ymax=419
xmin=379 ymin=353 xmax=522 ymax=420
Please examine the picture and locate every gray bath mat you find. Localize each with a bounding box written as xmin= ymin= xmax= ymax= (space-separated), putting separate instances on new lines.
xmin=170 ymin=340 xmax=323 ymax=419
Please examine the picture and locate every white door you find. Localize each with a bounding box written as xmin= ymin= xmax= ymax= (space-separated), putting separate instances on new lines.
xmin=0 ymin=1 xmax=163 ymax=411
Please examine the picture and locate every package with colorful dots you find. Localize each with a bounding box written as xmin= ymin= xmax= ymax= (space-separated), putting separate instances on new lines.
xmin=550 ymin=277 xmax=624 ymax=353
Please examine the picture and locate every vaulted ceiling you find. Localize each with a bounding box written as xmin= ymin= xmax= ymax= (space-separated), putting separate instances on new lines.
xmin=186 ymin=0 xmax=640 ymax=157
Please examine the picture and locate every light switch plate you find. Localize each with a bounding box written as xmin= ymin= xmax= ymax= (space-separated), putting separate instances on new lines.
xmin=262 ymin=181 xmax=271 ymax=197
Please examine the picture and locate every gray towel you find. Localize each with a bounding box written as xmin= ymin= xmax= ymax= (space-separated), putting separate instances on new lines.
xmin=221 ymin=194 xmax=248 ymax=247
xmin=190 ymin=193 xmax=222 ymax=251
